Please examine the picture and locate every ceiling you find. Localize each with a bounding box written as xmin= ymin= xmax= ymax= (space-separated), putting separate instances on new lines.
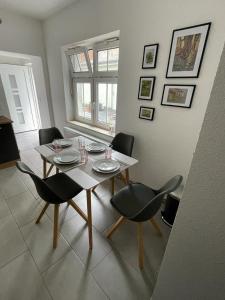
xmin=0 ymin=0 xmax=79 ymax=20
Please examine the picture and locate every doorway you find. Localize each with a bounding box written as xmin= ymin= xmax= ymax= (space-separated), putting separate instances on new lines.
xmin=0 ymin=64 xmax=41 ymax=133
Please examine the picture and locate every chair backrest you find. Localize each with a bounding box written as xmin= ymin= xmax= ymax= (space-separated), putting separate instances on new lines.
xmin=132 ymin=175 xmax=183 ymax=222
xmin=39 ymin=127 xmax=63 ymax=145
xmin=111 ymin=132 xmax=134 ymax=157
xmin=16 ymin=161 xmax=61 ymax=204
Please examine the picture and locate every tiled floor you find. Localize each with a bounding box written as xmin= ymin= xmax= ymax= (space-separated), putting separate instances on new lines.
xmin=0 ymin=130 xmax=171 ymax=299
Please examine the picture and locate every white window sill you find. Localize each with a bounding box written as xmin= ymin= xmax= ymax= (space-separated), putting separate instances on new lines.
xmin=67 ymin=120 xmax=115 ymax=140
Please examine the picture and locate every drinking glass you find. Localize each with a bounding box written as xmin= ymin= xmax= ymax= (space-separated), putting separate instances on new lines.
xmin=52 ymin=139 xmax=62 ymax=154
xmin=80 ymin=149 xmax=88 ymax=164
xmin=78 ymin=136 xmax=85 ymax=150
xmin=105 ymin=146 xmax=112 ymax=159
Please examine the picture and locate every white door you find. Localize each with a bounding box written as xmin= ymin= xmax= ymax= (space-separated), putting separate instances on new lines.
xmin=0 ymin=64 xmax=38 ymax=133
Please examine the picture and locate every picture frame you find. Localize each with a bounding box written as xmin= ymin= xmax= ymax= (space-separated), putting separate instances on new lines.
xmin=139 ymin=106 xmax=155 ymax=121
xmin=138 ymin=76 xmax=155 ymax=100
xmin=166 ymin=22 xmax=211 ymax=78
xmin=161 ymin=84 xmax=196 ymax=108
xmin=142 ymin=43 xmax=159 ymax=69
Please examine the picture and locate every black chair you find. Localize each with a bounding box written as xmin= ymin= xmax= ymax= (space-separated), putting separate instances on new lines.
xmin=16 ymin=161 xmax=87 ymax=248
xmin=93 ymin=132 xmax=134 ymax=194
xmin=106 ymin=175 xmax=183 ymax=269
xmin=39 ymin=127 xmax=64 ymax=178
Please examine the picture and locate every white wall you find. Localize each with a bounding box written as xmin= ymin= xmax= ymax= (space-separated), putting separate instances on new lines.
xmin=0 ymin=9 xmax=54 ymax=126
xmin=44 ymin=0 xmax=225 ymax=186
xmin=152 ymin=42 xmax=225 ymax=300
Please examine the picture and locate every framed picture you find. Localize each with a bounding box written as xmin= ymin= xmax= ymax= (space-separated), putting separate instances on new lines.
xmin=139 ymin=106 xmax=155 ymax=121
xmin=166 ymin=22 xmax=211 ymax=78
xmin=142 ymin=43 xmax=159 ymax=68
xmin=161 ymin=84 xmax=196 ymax=108
xmin=138 ymin=76 xmax=155 ymax=100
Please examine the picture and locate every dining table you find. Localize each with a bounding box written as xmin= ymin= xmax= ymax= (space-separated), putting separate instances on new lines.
xmin=35 ymin=135 xmax=138 ymax=250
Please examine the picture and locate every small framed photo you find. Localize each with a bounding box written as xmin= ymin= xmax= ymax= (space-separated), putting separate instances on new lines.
xmin=166 ymin=22 xmax=211 ymax=78
xmin=161 ymin=84 xmax=196 ymax=108
xmin=142 ymin=43 xmax=159 ymax=69
xmin=139 ymin=106 xmax=155 ymax=121
xmin=138 ymin=76 xmax=155 ymax=100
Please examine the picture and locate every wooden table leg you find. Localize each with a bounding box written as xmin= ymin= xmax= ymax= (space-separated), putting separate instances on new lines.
xmin=86 ymin=189 xmax=93 ymax=250
xmin=137 ymin=222 xmax=144 ymax=269
xmin=125 ymin=169 xmax=130 ymax=184
xmin=43 ymin=159 xmax=47 ymax=178
xmin=111 ymin=177 xmax=115 ymax=196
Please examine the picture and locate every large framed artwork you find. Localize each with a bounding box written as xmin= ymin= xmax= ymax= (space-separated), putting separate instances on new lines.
xmin=142 ymin=44 xmax=159 ymax=69
xmin=166 ymin=22 xmax=211 ymax=78
xmin=139 ymin=106 xmax=155 ymax=121
xmin=161 ymin=84 xmax=196 ymax=108
xmin=138 ymin=76 xmax=155 ymax=100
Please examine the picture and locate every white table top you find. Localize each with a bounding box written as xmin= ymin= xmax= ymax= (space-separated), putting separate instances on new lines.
xmin=35 ymin=136 xmax=138 ymax=190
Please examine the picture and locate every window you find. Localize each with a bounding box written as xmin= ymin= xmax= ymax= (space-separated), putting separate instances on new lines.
xmin=66 ymin=39 xmax=119 ymax=132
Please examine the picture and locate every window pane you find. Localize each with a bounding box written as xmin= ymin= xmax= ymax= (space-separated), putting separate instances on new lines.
xmin=76 ymin=83 xmax=91 ymax=119
xmin=13 ymin=94 xmax=22 ymax=107
xmin=97 ymin=83 xmax=107 ymax=123
xmin=88 ymin=49 xmax=93 ymax=71
xmin=97 ymin=83 xmax=117 ymax=129
xmin=77 ymin=52 xmax=88 ymax=72
xmin=70 ymin=52 xmax=89 ymax=72
xmin=98 ymin=50 xmax=107 ymax=71
xmin=108 ymin=48 xmax=119 ymax=71
xmin=70 ymin=54 xmax=80 ymax=72
xmin=9 ymin=75 xmax=18 ymax=89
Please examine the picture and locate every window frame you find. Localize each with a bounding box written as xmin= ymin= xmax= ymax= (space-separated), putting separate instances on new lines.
xmin=93 ymin=40 xmax=119 ymax=78
xmin=66 ymin=46 xmax=92 ymax=78
xmin=66 ymin=39 xmax=119 ymax=131
xmin=94 ymin=77 xmax=118 ymax=130
xmin=73 ymin=78 xmax=94 ymax=124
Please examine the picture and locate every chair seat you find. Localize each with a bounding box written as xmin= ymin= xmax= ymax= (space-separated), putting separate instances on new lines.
xmin=45 ymin=173 xmax=83 ymax=203
xmin=110 ymin=183 xmax=156 ymax=219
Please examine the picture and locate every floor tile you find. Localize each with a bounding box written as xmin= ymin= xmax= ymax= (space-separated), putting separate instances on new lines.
xmin=75 ymin=190 xmax=119 ymax=233
xmin=6 ymin=190 xmax=44 ymax=228
xmin=46 ymin=201 xmax=78 ymax=224
xmin=92 ymin=251 xmax=152 ymax=300
xmin=0 ymin=214 xmax=27 ymax=268
xmin=0 ymin=197 xmax=11 ymax=220
xmin=0 ymin=167 xmax=28 ymax=199
xmin=0 ymin=252 xmax=51 ymax=300
xmin=21 ymin=216 xmax=71 ymax=272
xmin=61 ymin=215 xmax=112 ymax=271
xmin=105 ymin=216 xmax=167 ymax=283
xmin=43 ymin=251 xmax=107 ymax=300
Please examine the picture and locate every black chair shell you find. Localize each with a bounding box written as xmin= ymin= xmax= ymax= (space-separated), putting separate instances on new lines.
xmin=16 ymin=161 xmax=82 ymax=204
xmin=111 ymin=132 xmax=134 ymax=157
xmin=111 ymin=175 xmax=183 ymax=222
xmin=39 ymin=127 xmax=63 ymax=145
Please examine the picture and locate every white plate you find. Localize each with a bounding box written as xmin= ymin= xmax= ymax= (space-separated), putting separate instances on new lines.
xmin=58 ymin=153 xmax=79 ymax=163
xmin=92 ymin=159 xmax=120 ymax=173
xmin=86 ymin=143 xmax=106 ymax=153
xmin=57 ymin=139 xmax=73 ymax=148
xmin=53 ymin=154 xmax=80 ymax=165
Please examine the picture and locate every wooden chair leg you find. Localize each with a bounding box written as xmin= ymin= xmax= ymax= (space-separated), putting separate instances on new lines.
xmin=137 ymin=222 xmax=144 ymax=269
xmin=149 ymin=218 xmax=163 ymax=236
xmin=53 ymin=204 xmax=59 ymax=249
xmin=46 ymin=164 xmax=54 ymax=177
xmin=68 ymin=199 xmax=88 ymax=222
xmin=125 ymin=169 xmax=129 ymax=184
xmin=106 ymin=216 xmax=125 ymax=239
xmin=35 ymin=203 xmax=49 ymax=224
xmin=86 ymin=189 xmax=93 ymax=250
xmin=43 ymin=159 xmax=47 ymax=178
xmin=92 ymin=185 xmax=97 ymax=192
xmin=111 ymin=177 xmax=115 ymax=196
